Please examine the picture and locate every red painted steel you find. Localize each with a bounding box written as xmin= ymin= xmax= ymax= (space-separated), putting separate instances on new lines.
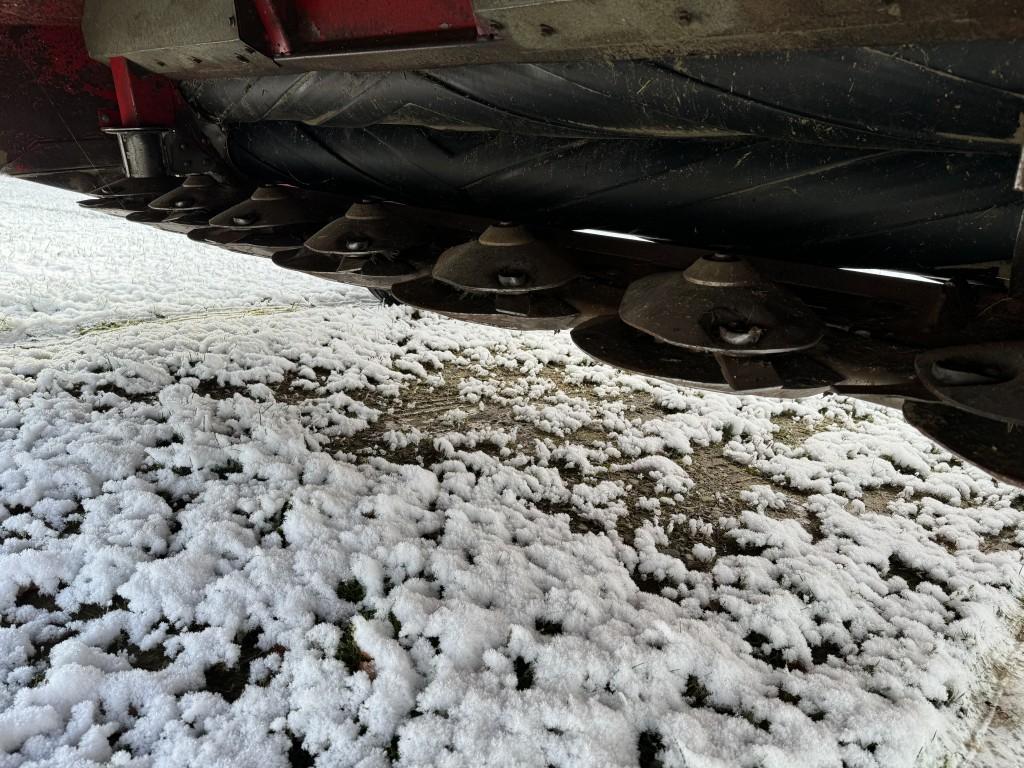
xmin=110 ymin=56 xmax=179 ymax=128
xmin=254 ymin=0 xmax=479 ymax=54
xmin=253 ymin=0 xmax=292 ymax=56
xmin=0 ymin=3 xmax=120 ymax=183
xmin=294 ymin=0 xmax=477 ymax=42
xmin=0 ymin=0 xmax=83 ymax=26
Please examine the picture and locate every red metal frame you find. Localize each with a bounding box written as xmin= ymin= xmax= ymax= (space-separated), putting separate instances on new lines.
xmin=109 ymin=56 xmax=179 ymax=128
xmin=253 ymin=0 xmax=480 ymax=56
xmin=0 ymin=1 xmax=121 ymax=179
xmin=252 ymin=0 xmax=292 ymax=56
xmin=0 ymin=0 xmax=84 ymax=26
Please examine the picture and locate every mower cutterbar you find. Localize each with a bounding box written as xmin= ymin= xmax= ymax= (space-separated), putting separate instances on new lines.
xmin=2 ymin=0 xmax=1024 ymax=486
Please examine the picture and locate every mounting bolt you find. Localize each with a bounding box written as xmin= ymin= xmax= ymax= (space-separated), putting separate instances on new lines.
xmin=498 ymin=268 xmax=530 ymax=288
xmin=718 ymin=321 xmax=764 ymax=347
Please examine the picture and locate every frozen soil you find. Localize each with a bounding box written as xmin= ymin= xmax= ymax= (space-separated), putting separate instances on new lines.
xmin=1 ymin=178 xmax=1023 ymax=768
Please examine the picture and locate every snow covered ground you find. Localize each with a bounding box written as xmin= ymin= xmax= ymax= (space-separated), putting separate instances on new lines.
xmin=1 ymin=177 xmax=1023 ymax=768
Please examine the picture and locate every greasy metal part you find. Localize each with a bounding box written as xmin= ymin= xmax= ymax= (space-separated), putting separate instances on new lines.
xmin=187 ymin=226 xmax=309 ymax=257
xmin=571 ymin=315 xmax=838 ymax=399
xmin=904 ymin=401 xmax=1024 ymax=489
xmin=159 ymin=129 xmax=221 ymax=177
xmin=915 ymin=343 xmax=1024 ymax=426
xmin=103 ymin=125 xmax=220 ymax=180
xmin=620 ymin=257 xmax=825 ymax=357
xmin=149 ymin=174 xmax=250 ymax=213
xmin=208 ymin=186 xmax=336 ymax=231
xmin=433 ymin=224 xmax=579 ymax=294
xmin=103 ymin=127 xmax=166 ymax=178
xmin=273 ymin=250 xmax=434 ymax=290
xmin=305 ymin=202 xmax=431 ymax=258
xmin=391 ymin=277 xmax=579 ymax=331
xmin=83 ymin=0 xmax=276 ymax=78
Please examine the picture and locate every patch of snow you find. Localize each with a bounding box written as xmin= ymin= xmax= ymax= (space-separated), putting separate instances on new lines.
xmin=0 ymin=177 xmax=1022 ymax=768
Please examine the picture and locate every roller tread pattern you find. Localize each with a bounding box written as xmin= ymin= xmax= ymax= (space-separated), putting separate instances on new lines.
xmin=184 ymin=41 xmax=1024 ymax=151
xmin=184 ymin=39 xmax=1024 ymax=268
xmin=229 ymin=121 xmax=1022 ymax=268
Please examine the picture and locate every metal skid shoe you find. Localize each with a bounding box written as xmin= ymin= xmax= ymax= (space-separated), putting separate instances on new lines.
xmin=78 ymin=196 xmax=153 ymax=217
xmin=123 ymin=174 xmax=255 ymax=235
xmin=77 ymin=177 xmax=179 ymax=218
xmin=77 ymin=129 xmax=179 ymax=216
xmin=903 ymin=342 xmax=1024 ymax=488
xmin=202 ymin=186 xmax=339 ymax=259
xmin=280 ymin=202 xmax=436 ymax=289
xmin=149 ymin=174 xmax=252 ymax=216
xmin=391 ymin=224 xmax=582 ymax=330
xmin=573 ymin=254 xmax=837 ymax=398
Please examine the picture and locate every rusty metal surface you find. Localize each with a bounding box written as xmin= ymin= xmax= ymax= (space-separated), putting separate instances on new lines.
xmin=904 ymin=401 xmax=1024 ymax=489
xmin=916 ymin=343 xmax=1024 ymax=426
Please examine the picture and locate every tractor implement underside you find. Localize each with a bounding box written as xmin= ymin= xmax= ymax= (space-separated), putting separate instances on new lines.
xmin=2 ymin=0 xmax=1024 ymax=486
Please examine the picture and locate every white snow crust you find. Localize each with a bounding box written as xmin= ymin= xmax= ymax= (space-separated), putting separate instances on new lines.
xmin=1 ymin=178 xmax=1023 ymax=768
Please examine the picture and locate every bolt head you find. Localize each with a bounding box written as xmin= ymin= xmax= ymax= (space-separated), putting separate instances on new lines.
xmin=497 ymin=268 xmax=530 ymax=288
xmin=718 ymin=321 xmax=764 ymax=347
